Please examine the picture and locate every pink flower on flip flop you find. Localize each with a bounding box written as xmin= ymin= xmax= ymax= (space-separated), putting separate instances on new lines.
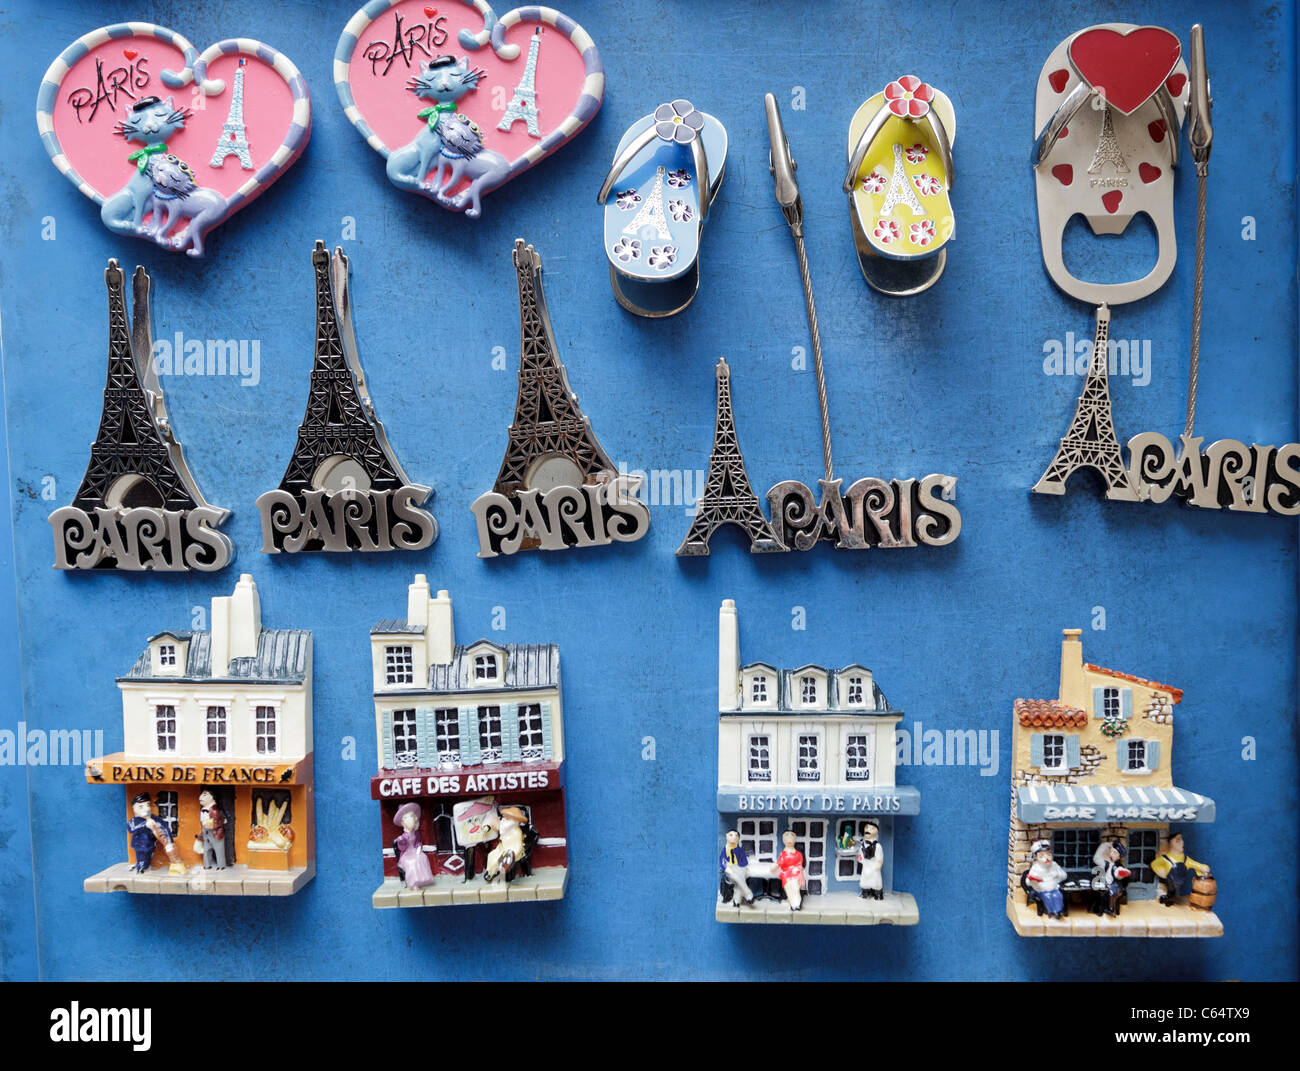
xmin=912 ymin=173 xmax=942 ymax=197
xmin=668 ymin=199 xmax=693 ymax=223
xmin=861 ymin=171 xmax=887 ymax=194
xmin=615 ymin=189 xmax=642 ymax=210
xmin=909 ymin=220 xmax=936 ymax=247
xmin=905 ymin=143 xmax=929 ymax=164
xmin=873 ymin=219 xmax=900 ymax=244
xmin=666 ymin=168 xmax=692 ymax=189
xmin=884 ymin=76 xmax=935 ymax=118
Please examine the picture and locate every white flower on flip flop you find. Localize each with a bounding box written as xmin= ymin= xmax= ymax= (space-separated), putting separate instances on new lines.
xmin=612 ymin=237 xmax=641 ymax=262
xmin=668 ymin=199 xmax=693 ymax=223
xmin=909 ymin=220 xmax=936 ymax=247
xmin=873 ymin=219 xmax=900 ymax=244
xmin=912 ymin=173 xmax=942 ymax=197
xmin=615 ymin=189 xmax=642 ymax=210
xmin=906 ymin=143 xmax=929 ymax=164
xmin=861 ymin=171 xmax=887 ymax=194
xmin=648 ymin=245 xmax=678 ymax=270
xmin=666 ymin=168 xmax=691 ymax=188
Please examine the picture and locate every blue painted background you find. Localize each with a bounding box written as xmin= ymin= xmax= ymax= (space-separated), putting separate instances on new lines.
xmin=1 ymin=1 xmax=1296 ymax=981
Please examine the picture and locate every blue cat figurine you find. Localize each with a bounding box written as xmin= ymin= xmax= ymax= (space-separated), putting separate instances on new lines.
xmin=102 ymin=96 xmax=191 ymax=236
xmin=143 ymin=154 xmax=227 ymax=258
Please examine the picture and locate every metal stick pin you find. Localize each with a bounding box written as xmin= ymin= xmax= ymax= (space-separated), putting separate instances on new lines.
xmin=765 ymin=93 xmax=834 ymax=484
xmin=1185 ymin=24 xmax=1213 ymax=439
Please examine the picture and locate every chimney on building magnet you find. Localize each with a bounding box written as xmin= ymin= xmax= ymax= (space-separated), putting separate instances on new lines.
xmin=718 ymin=599 xmax=740 ymax=711
xmin=210 ymin=574 xmax=262 ymax=676
xmin=1059 ymin=627 xmax=1085 ymax=709
xmin=429 ymin=588 xmax=455 ymax=666
xmin=407 ymin=574 xmax=431 ymax=629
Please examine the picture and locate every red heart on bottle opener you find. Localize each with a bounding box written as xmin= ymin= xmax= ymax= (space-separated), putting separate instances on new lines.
xmin=1068 ymin=25 xmax=1182 ymax=116
xmin=1101 ymin=190 xmax=1124 ymax=213
xmin=1051 ymin=164 xmax=1073 ymax=186
xmin=1138 ymin=162 xmax=1162 ymax=183
xmin=1047 ymin=68 xmax=1070 ymax=93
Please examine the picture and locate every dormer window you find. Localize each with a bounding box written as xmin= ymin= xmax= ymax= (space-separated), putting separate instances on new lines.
xmin=474 ymin=653 xmax=499 ymax=681
xmin=385 ymin=645 xmax=414 ymax=685
xmin=158 ymin=644 xmax=176 ymax=667
xmin=846 ymin=676 xmax=864 ymax=705
xmin=751 ymin=675 xmax=768 ymax=704
xmin=800 ymin=676 xmax=818 ymax=705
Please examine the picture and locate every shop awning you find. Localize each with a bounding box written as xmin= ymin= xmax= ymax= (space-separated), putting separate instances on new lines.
xmin=717 ymin=784 xmax=920 ymax=816
xmin=1016 ymin=783 xmax=1215 ymax=824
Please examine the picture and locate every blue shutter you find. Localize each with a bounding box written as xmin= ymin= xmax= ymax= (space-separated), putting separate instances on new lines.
xmin=540 ymin=701 xmax=554 ymax=760
xmin=459 ymin=707 xmax=479 ymax=766
xmin=416 ymin=707 xmax=433 ymax=766
xmin=1092 ymin=686 xmax=1105 ymax=717
xmin=380 ymin=710 xmax=395 ymax=769
xmin=1030 ymin=733 xmax=1044 ymax=768
xmin=1065 ymin=735 xmax=1080 ymax=769
xmin=1146 ymin=739 xmax=1161 ymax=771
xmin=1121 ymin=688 xmax=1133 ymax=718
xmin=503 ymin=704 xmax=520 ymax=763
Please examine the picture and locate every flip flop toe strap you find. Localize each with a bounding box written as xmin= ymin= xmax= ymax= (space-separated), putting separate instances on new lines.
xmin=842 ymin=103 xmax=954 ymax=194
xmin=1034 ymin=82 xmax=1179 ymax=169
xmin=598 ymin=104 xmax=712 ymax=221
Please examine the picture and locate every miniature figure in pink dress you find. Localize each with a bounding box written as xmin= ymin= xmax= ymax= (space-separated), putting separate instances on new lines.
xmin=393 ymin=802 xmax=435 ymax=889
xmin=777 ymin=829 xmax=806 ymax=911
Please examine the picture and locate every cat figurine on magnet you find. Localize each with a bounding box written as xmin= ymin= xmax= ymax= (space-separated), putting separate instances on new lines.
xmin=38 ymin=23 xmax=310 ymax=255
xmin=335 ymin=0 xmax=604 ymax=217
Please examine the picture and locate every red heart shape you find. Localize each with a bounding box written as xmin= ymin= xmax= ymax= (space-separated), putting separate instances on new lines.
xmin=424 ymin=5 xmax=437 ymax=15
xmin=1068 ymin=26 xmax=1182 ymax=115
xmin=1138 ymin=162 xmax=1162 ymax=183
xmin=1165 ymin=72 xmax=1187 ymax=96
xmin=1148 ymin=119 xmax=1167 ymax=143
xmin=1101 ymin=190 xmax=1124 ymax=213
xmin=123 ymin=49 xmax=138 ymax=60
xmin=1051 ymin=164 xmax=1073 ymax=186
xmin=1048 ymin=68 xmax=1070 ymax=93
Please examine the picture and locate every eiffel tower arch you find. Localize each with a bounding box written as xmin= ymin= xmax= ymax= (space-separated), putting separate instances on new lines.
xmin=624 ymin=167 xmax=672 ymax=240
xmin=1033 ymin=304 xmax=1139 ymax=500
xmin=491 ymin=240 xmax=617 ymax=497
xmin=497 ymin=26 xmax=543 ymax=137
xmin=677 ymin=358 xmax=785 ymax=555
xmin=1087 ymin=106 xmax=1129 ymax=175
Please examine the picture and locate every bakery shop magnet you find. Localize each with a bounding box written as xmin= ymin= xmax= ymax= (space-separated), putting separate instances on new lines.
xmin=335 ymin=0 xmax=603 ymax=217
xmin=38 ymin=23 xmax=311 ymax=256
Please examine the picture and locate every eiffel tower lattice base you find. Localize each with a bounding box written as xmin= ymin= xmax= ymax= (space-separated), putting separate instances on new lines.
xmin=1033 ymin=304 xmax=1139 ymax=501
xmin=678 ymin=358 xmax=786 ymax=555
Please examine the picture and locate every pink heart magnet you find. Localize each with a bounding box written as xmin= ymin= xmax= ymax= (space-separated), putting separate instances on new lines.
xmin=335 ymin=0 xmax=604 ymax=218
xmin=38 ymin=24 xmax=311 ymax=257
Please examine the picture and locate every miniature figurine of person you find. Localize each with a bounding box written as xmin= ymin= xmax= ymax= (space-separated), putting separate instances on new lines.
xmin=857 ymin=820 xmax=884 ymax=901
xmin=1151 ymin=832 xmax=1211 ymax=906
xmin=392 ymin=802 xmax=435 ymax=889
xmin=777 ymin=829 xmax=806 ymax=911
xmin=126 ymin=792 xmax=171 ymax=873
xmin=1090 ymin=839 xmax=1130 ymax=917
xmin=1025 ymin=839 xmax=1067 ymax=919
xmin=197 ymin=789 xmax=227 ymax=870
xmin=718 ymin=829 xmax=755 ymax=907
xmin=484 ymin=806 xmax=536 ymax=883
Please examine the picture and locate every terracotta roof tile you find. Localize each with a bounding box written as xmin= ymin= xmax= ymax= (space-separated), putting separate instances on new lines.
xmin=1014 ymin=698 xmax=1088 ymax=728
xmin=1084 ymin=664 xmax=1183 ymax=703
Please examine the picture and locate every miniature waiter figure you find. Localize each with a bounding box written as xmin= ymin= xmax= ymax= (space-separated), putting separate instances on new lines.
xmin=857 ymin=821 xmax=884 ymax=901
xmin=777 ymin=829 xmax=806 ymax=912
xmin=197 ymin=790 xmax=228 ymax=870
xmin=1024 ymin=839 xmax=1067 ymax=919
xmin=719 ymin=830 xmax=755 ymax=907
xmin=1151 ymin=832 xmax=1212 ymax=906
xmin=1090 ymin=839 xmax=1129 ymax=917
xmin=127 ymin=793 xmax=180 ymax=873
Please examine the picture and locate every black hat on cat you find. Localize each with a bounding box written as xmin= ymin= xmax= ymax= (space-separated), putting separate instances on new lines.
xmin=427 ymin=55 xmax=456 ymax=69
xmin=131 ymin=96 xmax=162 ymax=113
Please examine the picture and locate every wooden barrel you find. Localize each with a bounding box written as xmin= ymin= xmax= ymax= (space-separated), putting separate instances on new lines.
xmin=1189 ymin=875 xmax=1217 ymax=911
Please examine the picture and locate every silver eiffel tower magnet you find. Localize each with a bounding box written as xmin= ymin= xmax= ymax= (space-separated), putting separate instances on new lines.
xmin=50 ymin=261 xmax=233 ymax=572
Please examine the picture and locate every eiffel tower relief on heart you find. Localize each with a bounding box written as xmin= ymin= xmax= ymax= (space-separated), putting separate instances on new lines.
xmin=1031 ymin=23 xmax=1300 ymax=517
xmin=50 ymin=262 xmax=233 ymax=572
xmin=256 ymin=243 xmax=438 ymax=554
xmin=471 ymin=240 xmax=650 ymax=558
xmin=335 ymin=0 xmax=603 ymax=218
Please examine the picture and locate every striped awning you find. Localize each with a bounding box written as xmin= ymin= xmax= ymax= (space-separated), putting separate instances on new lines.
xmin=1017 ymin=783 xmax=1215 ymax=824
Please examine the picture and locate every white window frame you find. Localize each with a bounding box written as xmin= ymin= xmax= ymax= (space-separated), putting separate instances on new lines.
xmin=1124 ymin=738 xmax=1149 ymax=773
xmin=1041 ymin=732 xmax=1066 ymax=771
xmin=155 ymin=790 xmax=179 ymax=837
xmin=433 ymin=708 xmax=461 ymax=765
xmin=254 ymin=702 xmax=280 ymax=757
xmin=392 ymin=708 xmax=418 ymax=767
xmin=796 ymin=732 xmax=821 ymax=783
xmin=746 ymin=734 xmax=772 ymax=783
xmin=153 ymin=704 xmax=178 ymax=754
xmin=738 ymin=817 xmax=778 ymax=863
xmin=750 ymin=675 xmax=769 ymax=705
xmin=385 ymin=645 xmax=414 ymax=686
xmin=800 ymin=676 xmax=818 ymax=706
xmin=474 ymin=653 xmax=500 ymax=682
xmin=204 ymin=703 xmax=229 ymax=755
xmin=844 ymin=732 xmax=872 ymax=782
xmin=158 ymin=643 xmax=177 ymax=667
xmin=846 ymin=676 xmax=865 ymax=706
xmin=517 ymin=703 xmax=544 ymax=761
xmin=478 ymin=706 xmax=503 ymax=764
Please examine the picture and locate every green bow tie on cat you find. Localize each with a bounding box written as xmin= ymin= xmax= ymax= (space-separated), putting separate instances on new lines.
xmin=417 ymin=102 xmax=458 ymax=131
xmin=126 ymin=143 xmax=168 ymax=172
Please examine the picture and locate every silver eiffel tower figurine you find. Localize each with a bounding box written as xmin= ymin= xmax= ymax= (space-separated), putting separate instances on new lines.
xmin=1087 ymin=107 xmax=1129 ymax=175
xmin=624 ymin=166 xmax=671 ymax=239
xmin=497 ymin=27 xmax=543 ymax=137
xmin=210 ymin=58 xmax=254 ymax=170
